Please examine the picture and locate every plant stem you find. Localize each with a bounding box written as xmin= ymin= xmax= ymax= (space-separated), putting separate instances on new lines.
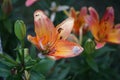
xmin=63 ymin=10 xmax=70 ymax=16
xmin=19 ymin=40 xmax=25 ymax=73
xmin=79 ymin=26 xmax=83 ymax=45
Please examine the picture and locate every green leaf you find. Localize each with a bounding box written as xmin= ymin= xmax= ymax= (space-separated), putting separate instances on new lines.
xmin=0 ymin=53 xmax=17 ymax=65
xmin=30 ymin=71 xmax=45 ymax=80
xmin=6 ymin=74 xmax=22 ymax=80
xmin=47 ymin=60 xmax=70 ymax=80
xmin=32 ymin=57 xmax=55 ymax=74
xmin=0 ymin=62 xmax=10 ymax=78
xmin=56 ymin=67 xmax=70 ymax=80
xmin=30 ymin=45 xmax=37 ymax=59
xmin=0 ymin=59 xmax=14 ymax=66
xmin=25 ymin=59 xmax=38 ymax=69
xmin=93 ymin=46 xmax=116 ymax=57
xmin=86 ymin=56 xmax=99 ymax=72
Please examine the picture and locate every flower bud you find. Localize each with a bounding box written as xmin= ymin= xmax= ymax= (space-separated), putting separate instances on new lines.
xmin=14 ymin=20 xmax=26 ymax=41
xmin=24 ymin=48 xmax=29 ymax=57
xmin=1 ymin=0 xmax=12 ymax=15
xmin=84 ymin=38 xmax=95 ymax=54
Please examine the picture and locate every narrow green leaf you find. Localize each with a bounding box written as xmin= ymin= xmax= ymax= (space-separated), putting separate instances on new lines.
xmin=30 ymin=45 xmax=37 ymax=59
xmin=0 ymin=53 xmax=17 ymax=65
xmin=30 ymin=71 xmax=45 ymax=80
xmin=0 ymin=62 xmax=10 ymax=77
xmin=57 ymin=67 xmax=70 ymax=80
xmin=86 ymin=56 xmax=99 ymax=72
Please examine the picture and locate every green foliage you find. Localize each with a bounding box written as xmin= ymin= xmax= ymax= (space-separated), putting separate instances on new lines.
xmin=0 ymin=62 xmax=10 ymax=78
xmin=30 ymin=71 xmax=45 ymax=80
xmin=31 ymin=57 xmax=55 ymax=74
xmin=86 ymin=56 xmax=99 ymax=72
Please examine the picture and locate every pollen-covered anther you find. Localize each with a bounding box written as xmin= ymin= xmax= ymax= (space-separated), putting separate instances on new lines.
xmin=72 ymin=46 xmax=83 ymax=55
xmin=58 ymin=28 xmax=63 ymax=33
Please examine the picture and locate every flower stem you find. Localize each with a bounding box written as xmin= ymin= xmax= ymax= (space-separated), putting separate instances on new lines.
xmin=79 ymin=26 xmax=83 ymax=45
xmin=63 ymin=10 xmax=69 ymax=16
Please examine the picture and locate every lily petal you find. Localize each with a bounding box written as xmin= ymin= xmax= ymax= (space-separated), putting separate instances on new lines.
xmin=70 ymin=7 xmax=76 ymax=18
xmin=79 ymin=7 xmax=87 ymax=19
xmin=87 ymin=7 xmax=99 ymax=39
xmin=95 ymin=40 xmax=106 ymax=49
xmin=85 ymin=15 xmax=99 ymax=40
xmin=57 ymin=5 xmax=69 ymax=11
xmin=48 ymin=40 xmax=83 ymax=60
xmin=107 ymin=24 xmax=120 ymax=44
xmin=71 ymin=7 xmax=87 ymax=35
xmin=114 ymin=24 xmax=120 ymax=28
xmin=67 ymin=34 xmax=79 ymax=43
xmin=51 ymin=1 xmax=56 ymax=9
xmin=100 ymin=7 xmax=114 ymax=29
xmin=27 ymin=35 xmax=40 ymax=49
xmin=56 ymin=17 xmax=74 ymax=40
xmin=88 ymin=7 xmax=99 ymax=23
xmin=25 ymin=0 xmax=37 ymax=7
xmin=34 ymin=10 xmax=57 ymax=45
xmin=50 ymin=12 xmax=56 ymax=22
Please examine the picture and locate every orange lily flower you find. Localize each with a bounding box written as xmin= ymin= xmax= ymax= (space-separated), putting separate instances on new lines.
xmin=70 ymin=7 xmax=88 ymax=35
xmin=86 ymin=7 xmax=120 ymax=49
xmin=27 ymin=10 xmax=83 ymax=60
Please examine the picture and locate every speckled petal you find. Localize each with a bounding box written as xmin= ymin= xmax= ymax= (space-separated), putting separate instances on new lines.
xmin=48 ymin=40 xmax=83 ymax=60
xmin=56 ymin=17 xmax=74 ymax=40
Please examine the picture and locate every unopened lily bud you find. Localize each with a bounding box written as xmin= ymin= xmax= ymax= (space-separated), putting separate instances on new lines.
xmin=84 ymin=38 xmax=95 ymax=54
xmin=24 ymin=48 xmax=29 ymax=57
xmin=14 ymin=20 xmax=26 ymax=41
xmin=1 ymin=0 xmax=12 ymax=15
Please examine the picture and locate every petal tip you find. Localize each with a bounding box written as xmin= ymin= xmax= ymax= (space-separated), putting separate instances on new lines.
xmin=106 ymin=6 xmax=114 ymax=15
xmin=88 ymin=7 xmax=94 ymax=11
xmin=34 ymin=10 xmax=47 ymax=21
xmin=72 ymin=46 xmax=84 ymax=55
xmin=25 ymin=0 xmax=37 ymax=7
xmin=107 ymin=7 xmax=113 ymax=10
xmin=95 ymin=42 xmax=105 ymax=49
xmin=27 ymin=35 xmax=32 ymax=41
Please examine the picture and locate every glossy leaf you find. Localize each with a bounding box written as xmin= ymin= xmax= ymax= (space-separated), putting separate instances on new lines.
xmin=31 ymin=57 xmax=55 ymax=74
